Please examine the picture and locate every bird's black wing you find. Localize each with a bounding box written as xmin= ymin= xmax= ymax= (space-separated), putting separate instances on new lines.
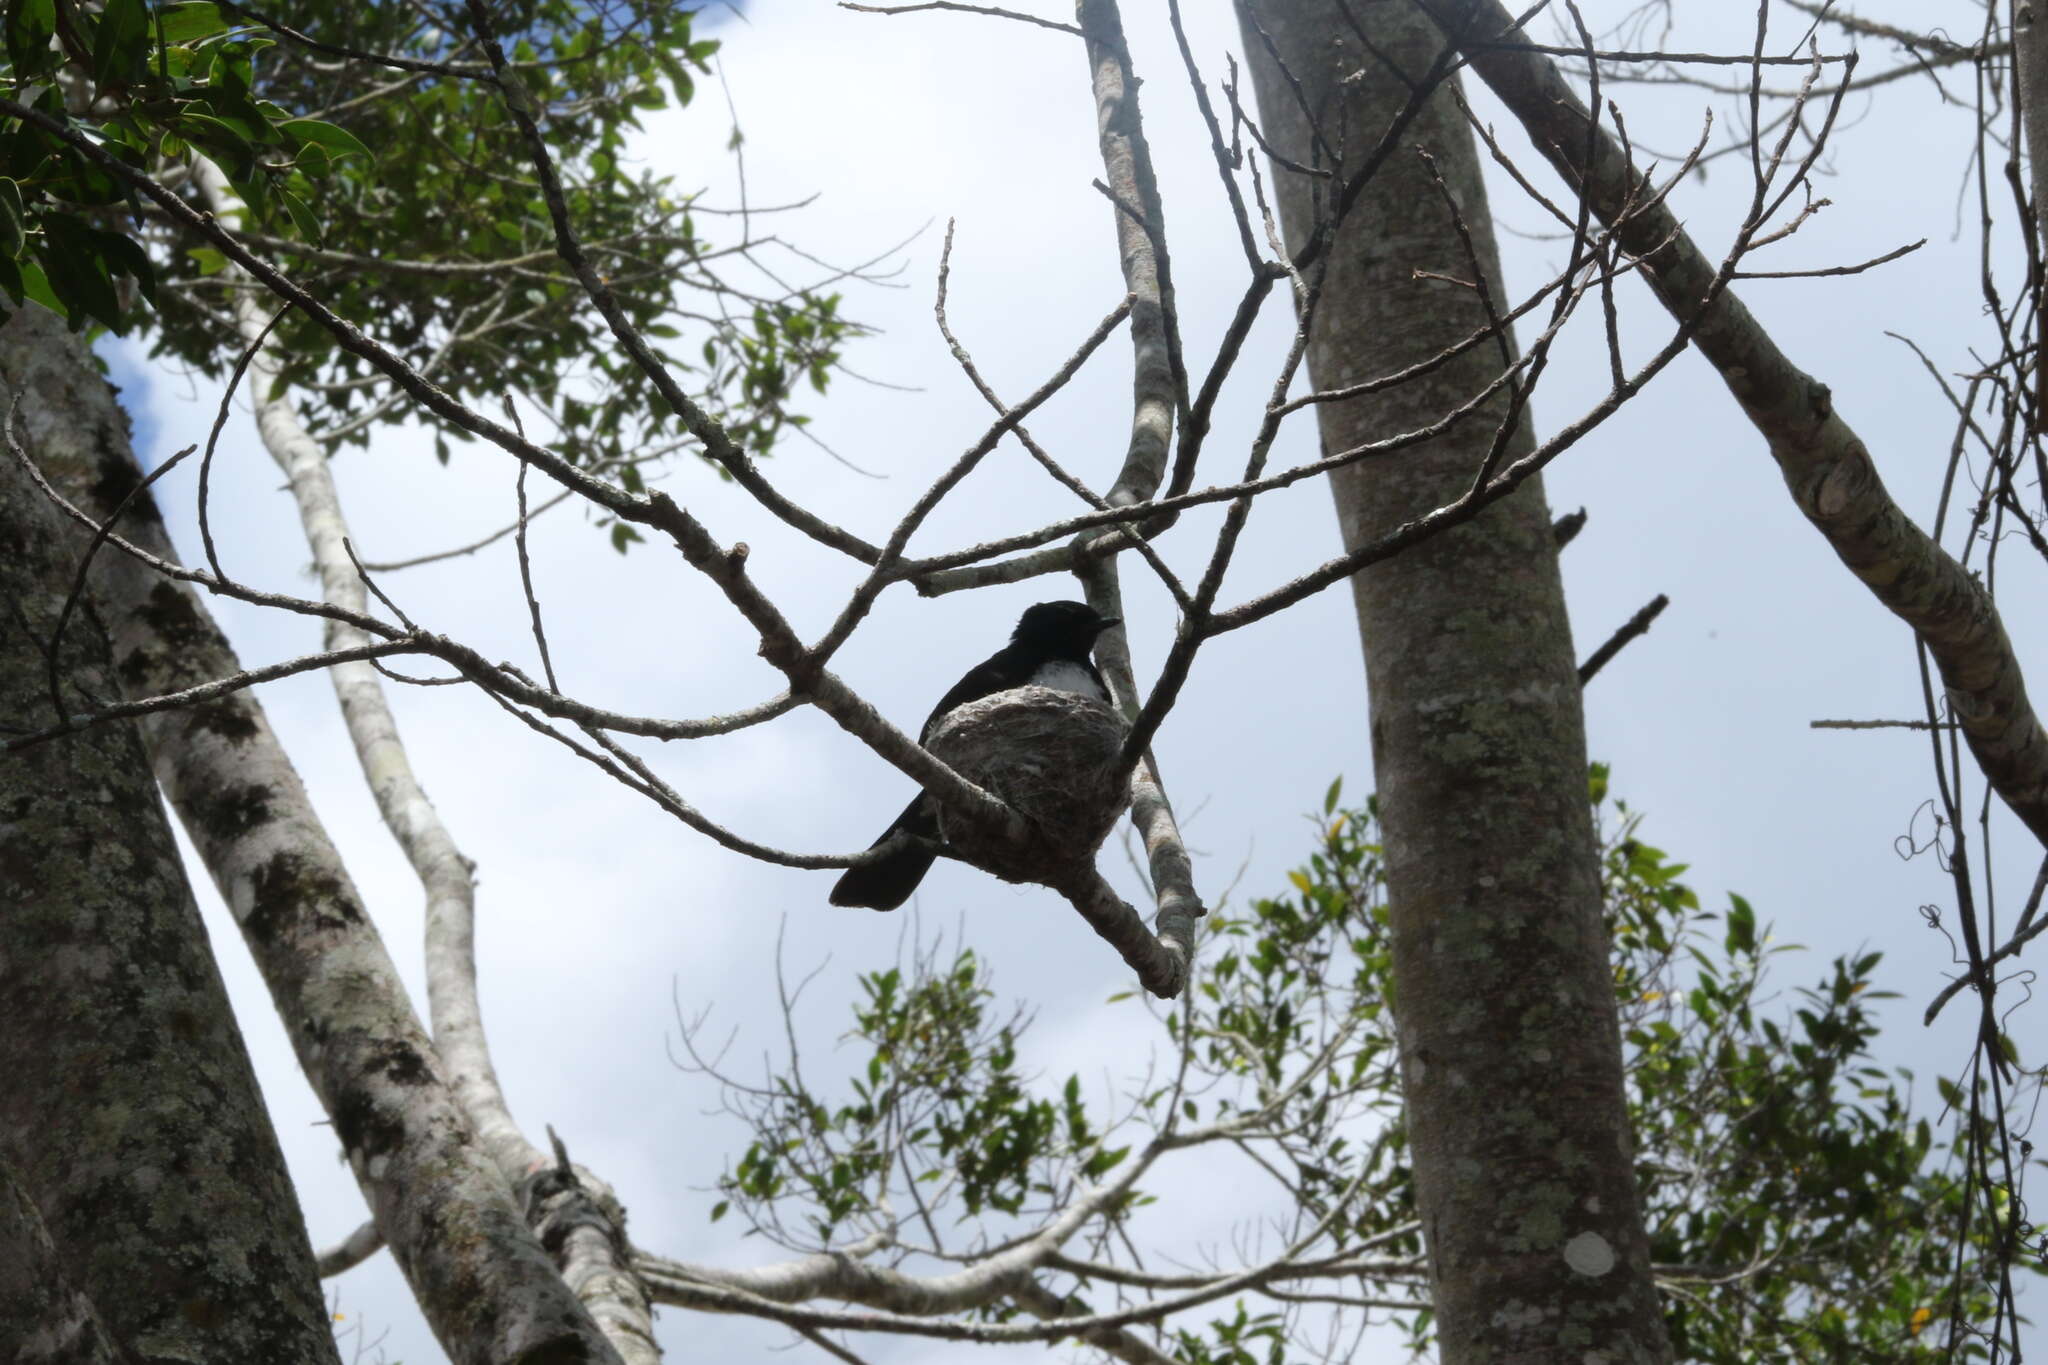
xmin=918 ymin=643 xmax=1033 ymax=740
xmin=834 ymin=634 xmax=1110 ymax=911
xmin=830 ymin=645 xmax=1029 ymax=911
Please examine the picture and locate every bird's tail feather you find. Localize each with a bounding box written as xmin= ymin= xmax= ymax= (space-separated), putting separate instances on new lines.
xmin=828 ymin=794 xmax=940 ymax=911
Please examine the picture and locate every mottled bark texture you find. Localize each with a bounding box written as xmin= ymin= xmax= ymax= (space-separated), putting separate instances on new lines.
xmin=0 ymin=1148 xmax=127 ymax=1364
xmin=1237 ymin=4 xmax=1671 ymax=1362
xmin=191 ymin=156 xmax=656 ymax=1364
xmin=0 ymin=305 xmax=626 ymax=1365
xmin=0 ymin=347 xmax=341 ymax=1365
xmin=2017 ymin=0 xmax=2048 ymax=410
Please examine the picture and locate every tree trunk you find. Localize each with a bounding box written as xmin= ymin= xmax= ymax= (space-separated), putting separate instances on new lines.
xmin=0 ymin=1147 xmax=126 ymax=1364
xmin=1235 ymin=3 xmax=1672 ymax=1360
xmin=0 ymin=304 xmax=629 ymax=1365
xmin=0 ymin=334 xmax=341 ymax=1365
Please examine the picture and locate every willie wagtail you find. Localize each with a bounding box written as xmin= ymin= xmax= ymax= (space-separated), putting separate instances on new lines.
xmin=829 ymin=600 xmax=1120 ymax=910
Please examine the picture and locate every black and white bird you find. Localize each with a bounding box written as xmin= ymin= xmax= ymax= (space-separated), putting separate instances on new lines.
xmin=829 ymin=600 xmax=1120 ymax=911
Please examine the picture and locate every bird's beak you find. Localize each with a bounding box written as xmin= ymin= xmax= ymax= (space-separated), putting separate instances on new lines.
xmin=1097 ymin=617 xmax=1121 ymax=631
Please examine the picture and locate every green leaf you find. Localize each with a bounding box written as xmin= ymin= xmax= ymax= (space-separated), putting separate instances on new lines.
xmin=89 ymin=224 xmax=156 ymax=306
xmin=90 ymin=0 xmax=151 ymax=86
xmin=1323 ymin=775 xmax=1343 ymax=816
xmin=12 ymin=258 xmax=58 ymax=313
xmin=5 ymin=0 xmax=57 ymax=79
xmin=709 ymin=1199 xmax=728 ymax=1222
xmin=276 ymin=187 xmax=320 ymax=243
xmin=280 ymin=118 xmax=372 ymax=164
xmin=175 ymin=111 xmax=254 ymax=167
xmin=0 ymin=179 xmax=23 ymax=259
xmin=38 ymin=214 xmax=122 ymax=332
xmin=1084 ymin=1144 xmax=1130 ymax=1177
xmin=1724 ymin=893 xmax=1756 ymax=956
xmin=186 ymin=246 xmax=226 ymax=276
xmin=156 ymin=1 xmax=229 ymax=44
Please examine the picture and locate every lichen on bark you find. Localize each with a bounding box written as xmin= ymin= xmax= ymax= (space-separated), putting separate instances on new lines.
xmin=0 ymin=332 xmax=341 ymax=1363
xmin=1236 ymin=2 xmax=1671 ymax=1359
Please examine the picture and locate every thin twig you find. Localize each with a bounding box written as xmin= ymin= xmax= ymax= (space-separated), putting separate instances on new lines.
xmin=837 ymin=1 xmax=1079 ymax=35
xmin=1811 ymin=718 xmax=1963 ymax=731
xmin=501 ymin=396 xmax=560 ymax=692
xmin=1732 ymin=237 xmax=1925 ymax=279
xmin=1925 ymin=856 xmax=2048 ymax=1024
xmin=5 ymin=638 xmax=433 ymax=750
xmin=199 ymin=299 xmax=291 ymax=582
xmin=36 ymin=429 xmax=199 ymax=724
xmin=1578 ymin=593 xmax=1670 ymax=684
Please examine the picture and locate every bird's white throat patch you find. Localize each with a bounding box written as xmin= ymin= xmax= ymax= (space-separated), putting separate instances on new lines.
xmin=1028 ymin=660 xmax=1107 ymax=700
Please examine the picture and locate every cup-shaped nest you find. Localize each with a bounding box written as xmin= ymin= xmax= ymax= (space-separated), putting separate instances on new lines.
xmin=924 ymin=684 xmax=1130 ymax=886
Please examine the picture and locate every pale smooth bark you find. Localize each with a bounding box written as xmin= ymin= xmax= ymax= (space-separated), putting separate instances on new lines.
xmin=0 ymin=374 xmax=340 ymax=1365
xmin=0 ymin=304 xmax=626 ymax=1365
xmin=640 ymin=1125 xmax=1161 ymax=1316
xmin=1073 ymin=0 xmax=1203 ymax=985
xmin=1080 ymin=0 xmax=1176 ymax=509
xmin=189 ymin=155 xmax=538 ymax=1181
xmin=1237 ymin=3 xmax=1671 ymax=1361
xmin=190 ymin=155 xmax=659 ymax=1364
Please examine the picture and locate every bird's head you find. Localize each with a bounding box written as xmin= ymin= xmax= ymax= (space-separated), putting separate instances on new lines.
xmin=1012 ymin=600 xmax=1119 ymax=656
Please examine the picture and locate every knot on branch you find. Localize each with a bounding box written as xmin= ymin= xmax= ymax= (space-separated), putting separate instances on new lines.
xmin=519 ymin=1156 xmax=632 ymax=1262
xmin=925 ymin=685 xmax=1128 ymax=887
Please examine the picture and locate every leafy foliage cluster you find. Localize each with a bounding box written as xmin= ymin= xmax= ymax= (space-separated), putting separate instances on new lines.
xmin=0 ymin=0 xmax=308 ymax=330
xmin=1591 ymin=766 xmax=2016 ymax=1364
xmin=719 ymin=950 xmax=1125 ymax=1233
xmin=705 ymin=768 xmax=2038 ymax=1361
xmin=1 ymin=0 xmax=849 ymax=493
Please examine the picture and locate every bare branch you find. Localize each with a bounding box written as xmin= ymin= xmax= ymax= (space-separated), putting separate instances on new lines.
xmin=838 ymin=1 xmax=1080 ymax=35
xmin=1924 ymin=854 xmax=2048 ymax=1024
xmin=1578 ymin=593 xmax=1670 ymax=684
xmin=1420 ymin=0 xmax=2048 ymax=850
xmin=3 ymin=637 xmax=434 ymax=750
xmin=462 ymin=1 xmax=881 ymax=565
xmin=1010 ymin=1279 xmax=1187 ymax=1365
xmin=1732 ymin=237 xmax=1926 ymax=279
xmin=316 ymin=1222 xmax=386 ymax=1279
xmin=1810 ymin=718 xmax=1960 ymax=731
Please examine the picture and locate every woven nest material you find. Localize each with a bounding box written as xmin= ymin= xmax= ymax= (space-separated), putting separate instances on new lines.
xmin=925 ymin=684 xmax=1130 ymax=886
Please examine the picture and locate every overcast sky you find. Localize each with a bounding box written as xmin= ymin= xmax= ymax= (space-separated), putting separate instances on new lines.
xmin=101 ymin=1 xmax=2043 ymax=1360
